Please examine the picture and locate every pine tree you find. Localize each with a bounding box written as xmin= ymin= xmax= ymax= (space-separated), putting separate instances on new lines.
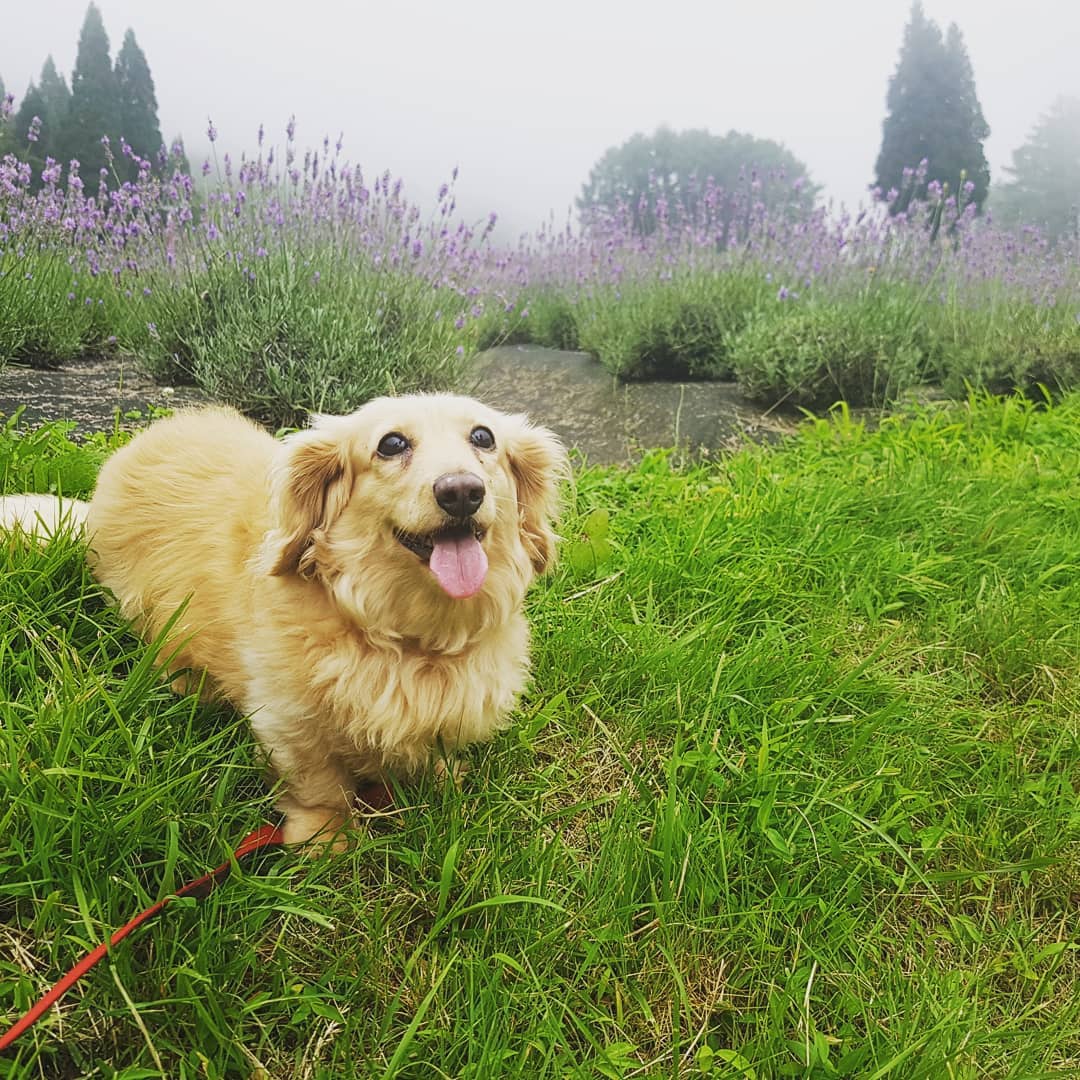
xmin=37 ymin=56 xmax=72 ymax=163
xmin=941 ymin=23 xmax=990 ymax=207
xmin=874 ymin=2 xmax=990 ymax=212
xmin=167 ymin=134 xmax=191 ymax=177
xmin=13 ymin=83 xmax=48 ymax=180
xmin=0 ymin=73 xmax=9 ymax=155
xmin=64 ymin=2 xmax=120 ymax=189
xmin=994 ymin=97 xmax=1080 ymax=244
xmin=114 ymin=29 xmax=163 ymax=180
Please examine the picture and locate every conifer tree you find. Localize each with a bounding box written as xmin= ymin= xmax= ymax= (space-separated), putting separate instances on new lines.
xmin=874 ymin=2 xmax=990 ymax=212
xmin=64 ymin=2 xmax=120 ymax=188
xmin=940 ymin=23 xmax=990 ymax=207
xmin=994 ymin=97 xmax=1080 ymax=244
xmin=13 ymin=83 xmax=48 ymax=180
xmin=114 ymin=28 xmax=163 ymax=179
xmin=37 ymin=56 xmax=72 ymax=164
xmin=0 ymin=73 xmax=10 ymax=155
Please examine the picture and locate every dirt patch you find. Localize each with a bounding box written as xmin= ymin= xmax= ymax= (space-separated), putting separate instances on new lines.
xmin=0 ymin=346 xmax=800 ymax=463
xmin=0 ymin=355 xmax=209 ymax=432
xmin=467 ymin=346 xmax=798 ymax=463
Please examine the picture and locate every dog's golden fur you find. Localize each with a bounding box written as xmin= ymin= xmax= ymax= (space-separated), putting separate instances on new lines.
xmin=10 ymin=395 xmax=565 ymax=846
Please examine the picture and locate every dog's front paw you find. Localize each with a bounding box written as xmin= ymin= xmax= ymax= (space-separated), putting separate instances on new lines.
xmin=433 ymin=756 xmax=468 ymax=787
xmin=281 ymin=804 xmax=352 ymax=855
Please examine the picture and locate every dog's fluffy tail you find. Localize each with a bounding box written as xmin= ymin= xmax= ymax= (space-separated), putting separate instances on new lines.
xmin=0 ymin=494 xmax=90 ymax=539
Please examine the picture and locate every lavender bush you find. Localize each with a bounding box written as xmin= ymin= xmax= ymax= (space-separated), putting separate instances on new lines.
xmin=479 ymin=162 xmax=1080 ymax=405
xmin=0 ymin=110 xmax=498 ymax=423
xmin=2 ymin=101 xmax=1078 ymax=419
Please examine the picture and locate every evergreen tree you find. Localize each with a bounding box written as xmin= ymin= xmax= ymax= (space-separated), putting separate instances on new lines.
xmin=37 ymin=56 xmax=72 ymax=163
xmin=994 ymin=97 xmax=1080 ymax=244
xmin=0 ymin=73 xmax=9 ymax=155
xmin=941 ymin=23 xmax=990 ymax=207
xmin=114 ymin=28 xmax=163 ymax=180
xmin=64 ymin=2 xmax=120 ymax=188
xmin=167 ymin=134 xmax=191 ymax=177
xmin=13 ymin=83 xmax=48 ymax=180
xmin=874 ymin=2 xmax=990 ymax=212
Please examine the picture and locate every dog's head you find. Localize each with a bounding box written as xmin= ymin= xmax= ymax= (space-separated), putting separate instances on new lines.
xmin=262 ymin=394 xmax=567 ymax=643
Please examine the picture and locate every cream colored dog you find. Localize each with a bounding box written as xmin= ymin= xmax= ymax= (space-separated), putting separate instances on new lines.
xmin=1 ymin=396 xmax=566 ymax=846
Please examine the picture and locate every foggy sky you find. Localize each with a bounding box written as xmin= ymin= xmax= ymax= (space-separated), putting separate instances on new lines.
xmin=3 ymin=0 xmax=1079 ymax=237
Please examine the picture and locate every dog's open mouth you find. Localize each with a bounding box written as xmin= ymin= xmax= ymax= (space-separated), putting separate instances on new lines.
xmin=394 ymin=521 xmax=488 ymax=599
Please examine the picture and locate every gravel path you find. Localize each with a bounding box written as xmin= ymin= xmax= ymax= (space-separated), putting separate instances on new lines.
xmin=0 ymin=345 xmax=798 ymax=464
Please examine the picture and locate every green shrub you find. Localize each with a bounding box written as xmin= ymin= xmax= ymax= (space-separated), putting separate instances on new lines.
xmin=129 ymin=251 xmax=476 ymax=427
xmin=941 ymin=310 xmax=1080 ymax=398
xmin=576 ymin=271 xmax=766 ymax=380
xmin=476 ymin=291 xmax=580 ymax=352
xmin=0 ymin=250 xmax=114 ymax=369
xmin=730 ymin=301 xmax=925 ymax=409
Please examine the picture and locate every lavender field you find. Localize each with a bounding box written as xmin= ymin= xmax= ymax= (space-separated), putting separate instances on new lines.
xmin=1 ymin=109 xmax=1079 ymax=426
xmin=3 ymin=102 xmax=1080 ymax=1076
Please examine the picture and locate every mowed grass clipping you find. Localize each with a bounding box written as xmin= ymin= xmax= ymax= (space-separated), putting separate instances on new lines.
xmin=1 ymin=393 xmax=1078 ymax=1078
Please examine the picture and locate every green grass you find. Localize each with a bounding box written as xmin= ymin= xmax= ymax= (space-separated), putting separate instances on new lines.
xmin=1 ymin=393 xmax=1078 ymax=1077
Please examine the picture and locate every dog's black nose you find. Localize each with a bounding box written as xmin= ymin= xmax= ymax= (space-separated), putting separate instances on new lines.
xmin=433 ymin=472 xmax=485 ymax=517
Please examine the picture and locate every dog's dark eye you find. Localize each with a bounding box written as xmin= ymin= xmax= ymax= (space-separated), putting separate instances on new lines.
xmin=470 ymin=426 xmax=495 ymax=451
xmin=377 ymin=432 xmax=410 ymax=458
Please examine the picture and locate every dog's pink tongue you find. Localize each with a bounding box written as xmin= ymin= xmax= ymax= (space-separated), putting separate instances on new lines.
xmin=429 ymin=533 xmax=488 ymax=599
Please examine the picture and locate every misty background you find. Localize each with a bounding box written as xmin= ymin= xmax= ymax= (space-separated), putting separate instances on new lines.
xmin=3 ymin=0 xmax=1079 ymax=237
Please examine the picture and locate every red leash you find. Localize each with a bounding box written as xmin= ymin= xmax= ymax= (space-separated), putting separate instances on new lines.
xmin=0 ymin=823 xmax=285 ymax=1052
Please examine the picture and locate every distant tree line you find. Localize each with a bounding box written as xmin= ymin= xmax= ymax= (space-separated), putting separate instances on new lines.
xmin=579 ymin=2 xmax=1078 ymax=244
xmin=874 ymin=1 xmax=1078 ymax=243
xmin=3 ymin=2 xmax=1074 ymax=244
xmin=0 ymin=2 xmax=179 ymax=189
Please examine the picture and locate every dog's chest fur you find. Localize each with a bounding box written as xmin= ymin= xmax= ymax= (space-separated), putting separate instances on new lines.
xmin=241 ymin=612 xmax=531 ymax=777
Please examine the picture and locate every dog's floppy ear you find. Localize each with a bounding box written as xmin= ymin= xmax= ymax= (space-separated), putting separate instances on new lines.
xmin=504 ymin=415 xmax=568 ymax=575
xmin=264 ymin=420 xmax=354 ymax=577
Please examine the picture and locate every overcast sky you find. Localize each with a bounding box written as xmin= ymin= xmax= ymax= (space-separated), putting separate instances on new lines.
xmin=3 ymin=0 xmax=1079 ymax=237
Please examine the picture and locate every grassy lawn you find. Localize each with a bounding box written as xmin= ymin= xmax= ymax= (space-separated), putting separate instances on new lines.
xmin=1 ymin=392 xmax=1078 ymax=1078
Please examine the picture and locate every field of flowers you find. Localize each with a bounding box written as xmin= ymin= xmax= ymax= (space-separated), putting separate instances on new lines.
xmin=2 ymin=105 xmax=1080 ymax=1074
xmin=2 ymin=107 xmax=1079 ymax=425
